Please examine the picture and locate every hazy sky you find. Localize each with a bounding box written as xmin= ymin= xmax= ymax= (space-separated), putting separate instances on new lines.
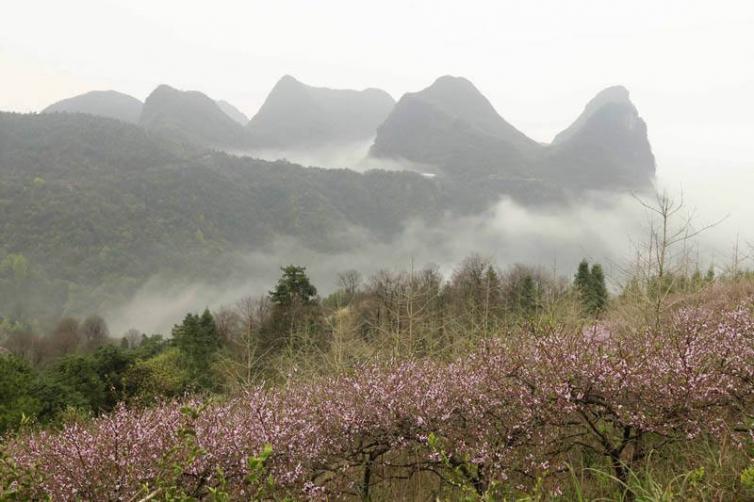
xmin=2 ymin=0 xmax=753 ymax=169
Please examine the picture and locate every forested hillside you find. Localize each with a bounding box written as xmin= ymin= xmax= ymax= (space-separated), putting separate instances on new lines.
xmin=0 ymin=112 xmax=444 ymax=321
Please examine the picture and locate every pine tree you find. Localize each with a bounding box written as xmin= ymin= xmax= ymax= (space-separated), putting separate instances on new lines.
xmin=172 ymin=309 xmax=220 ymax=388
xmin=270 ymin=266 xmax=317 ymax=307
xmin=517 ymin=274 xmax=540 ymax=316
xmin=575 ymin=260 xmax=591 ymax=294
xmin=574 ymin=259 xmax=592 ymax=311
xmin=574 ymin=259 xmax=608 ymax=315
xmin=588 ymin=264 xmax=609 ymax=314
xmin=267 ymin=266 xmax=321 ymax=350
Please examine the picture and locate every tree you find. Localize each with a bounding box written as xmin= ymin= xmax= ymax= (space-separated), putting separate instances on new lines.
xmin=270 ymin=266 xmax=318 ymax=307
xmin=588 ymin=263 xmax=609 ymax=314
xmin=517 ymin=274 xmax=540 ymax=315
xmin=172 ymin=309 xmax=220 ymax=389
xmin=629 ymin=190 xmax=724 ymax=327
xmin=267 ymin=266 xmax=321 ymax=350
xmin=80 ymin=315 xmax=110 ymax=352
xmin=337 ymin=270 xmax=362 ymax=298
xmin=0 ymin=354 xmax=41 ymax=434
xmin=574 ymin=259 xmax=591 ymax=294
xmin=216 ymin=296 xmax=271 ymax=389
xmin=574 ymin=259 xmax=609 ymax=315
xmin=123 ymin=348 xmax=189 ymax=404
xmin=44 ymin=317 xmax=82 ymax=360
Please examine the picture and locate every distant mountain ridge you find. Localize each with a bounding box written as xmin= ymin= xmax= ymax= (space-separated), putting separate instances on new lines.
xmin=544 ymin=86 xmax=655 ymax=188
xmin=246 ymin=75 xmax=395 ymax=147
xmin=42 ymin=90 xmax=143 ymax=124
xmin=369 ymin=76 xmax=539 ymax=181
xmin=6 ymin=76 xmax=660 ymax=318
xmin=38 ymin=75 xmax=656 ymax=192
xmin=370 ymin=76 xmax=655 ymax=190
xmin=216 ymin=99 xmax=249 ymax=125
xmin=139 ymin=84 xmax=250 ymax=148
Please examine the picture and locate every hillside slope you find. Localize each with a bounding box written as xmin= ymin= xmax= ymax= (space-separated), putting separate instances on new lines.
xmin=0 ymin=112 xmax=443 ymax=319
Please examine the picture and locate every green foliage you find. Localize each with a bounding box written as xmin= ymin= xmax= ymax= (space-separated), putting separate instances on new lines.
xmin=124 ymin=347 xmax=190 ymax=403
xmin=0 ymin=355 xmax=41 ymax=435
xmin=574 ymin=259 xmax=609 ymax=315
xmin=588 ymin=264 xmax=609 ymax=313
xmin=244 ymin=444 xmax=276 ymax=500
xmin=269 ymin=265 xmax=318 ymax=307
xmin=0 ymin=447 xmax=46 ymax=500
xmin=426 ymin=432 xmax=500 ymax=500
xmin=172 ymin=309 xmax=221 ymax=389
xmin=0 ymin=332 xmax=176 ymax=433
xmin=516 ymin=273 xmax=541 ymax=315
xmin=741 ymin=464 xmax=754 ymax=491
xmin=0 ymin=112 xmax=443 ymax=324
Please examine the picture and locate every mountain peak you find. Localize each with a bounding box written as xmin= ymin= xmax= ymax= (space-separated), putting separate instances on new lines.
xmin=370 ymin=76 xmax=539 ymax=175
xmin=140 ymin=84 xmax=248 ymax=147
xmin=552 ymin=85 xmax=635 ymax=145
xmin=547 ymin=85 xmax=655 ymax=187
xmin=42 ymin=90 xmax=143 ymax=124
xmin=431 ymin=75 xmax=478 ymax=90
xmin=247 ymin=77 xmax=395 ymax=147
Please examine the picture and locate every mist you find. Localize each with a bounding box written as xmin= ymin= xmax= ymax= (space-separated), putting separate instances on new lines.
xmin=104 ymin=165 xmax=752 ymax=337
xmin=227 ymin=139 xmax=437 ymax=175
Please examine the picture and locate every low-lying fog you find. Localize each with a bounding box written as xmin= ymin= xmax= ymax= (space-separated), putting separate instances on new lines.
xmin=228 ymin=139 xmax=436 ymax=175
xmin=104 ymin=144 xmax=754 ymax=336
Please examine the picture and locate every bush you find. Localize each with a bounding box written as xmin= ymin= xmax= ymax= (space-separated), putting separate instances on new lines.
xmin=4 ymin=304 xmax=754 ymax=499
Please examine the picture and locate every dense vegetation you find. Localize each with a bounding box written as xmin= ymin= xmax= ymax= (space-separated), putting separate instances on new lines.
xmin=3 ymin=242 xmax=754 ymax=499
xmin=0 ymin=112 xmax=445 ymax=321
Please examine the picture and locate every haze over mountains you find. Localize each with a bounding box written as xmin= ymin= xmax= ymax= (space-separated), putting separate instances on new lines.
xmin=139 ymin=84 xmax=250 ymax=148
xmin=42 ymin=90 xmax=144 ymax=124
xmin=40 ymin=75 xmax=655 ymax=193
xmin=1 ymin=74 xmax=659 ymax=320
xmin=371 ymin=76 xmax=655 ymax=191
xmin=246 ymin=75 xmax=396 ymax=148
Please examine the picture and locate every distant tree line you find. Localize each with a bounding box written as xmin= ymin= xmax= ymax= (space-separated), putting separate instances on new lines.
xmin=1 ymin=252 xmax=734 ymax=435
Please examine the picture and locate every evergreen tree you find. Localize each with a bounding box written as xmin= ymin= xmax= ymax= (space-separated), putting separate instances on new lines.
xmin=266 ymin=266 xmax=321 ymax=350
xmin=171 ymin=309 xmax=220 ymax=388
xmin=517 ymin=274 xmax=540 ymax=316
xmin=574 ymin=259 xmax=591 ymax=294
xmin=588 ymin=264 xmax=609 ymax=314
xmin=270 ymin=266 xmax=318 ymax=306
xmin=483 ymin=265 xmax=501 ymax=326
xmin=574 ymin=259 xmax=609 ymax=315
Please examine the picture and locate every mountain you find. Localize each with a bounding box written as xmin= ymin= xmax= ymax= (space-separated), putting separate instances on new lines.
xmin=0 ymin=111 xmax=443 ymax=319
xmin=42 ymin=90 xmax=143 ymax=124
xmin=216 ymin=99 xmax=249 ymax=125
xmin=369 ymin=76 xmax=540 ymax=179
xmin=370 ymin=77 xmax=655 ymax=190
xmin=139 ymin=85 xmax=250 ymax=148
xmin=247 ymin=75 xmax=395 ymax=147
xmin=543 ymin=86 xmax=655 ymax=188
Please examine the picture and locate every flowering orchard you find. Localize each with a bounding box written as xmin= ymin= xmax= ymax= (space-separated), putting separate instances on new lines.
xmin=3 ymin=306 xmax=754 ymax=499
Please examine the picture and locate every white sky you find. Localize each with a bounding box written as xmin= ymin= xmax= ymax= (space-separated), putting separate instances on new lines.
xmin=1 ymin=0 xmax=753 ymax=172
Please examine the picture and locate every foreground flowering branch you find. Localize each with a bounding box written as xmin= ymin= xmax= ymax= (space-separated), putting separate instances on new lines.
xmin=2 ymin=306 xmax=754 ymax=499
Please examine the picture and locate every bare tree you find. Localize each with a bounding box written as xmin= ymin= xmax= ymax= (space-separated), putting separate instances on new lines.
xmin=628 ymin=189 xmax=725 ymax=327
xmin=81 ymin=315 xmax=110 ymax=352
xmin=216 ymin=296 xmax=272 ymax=389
